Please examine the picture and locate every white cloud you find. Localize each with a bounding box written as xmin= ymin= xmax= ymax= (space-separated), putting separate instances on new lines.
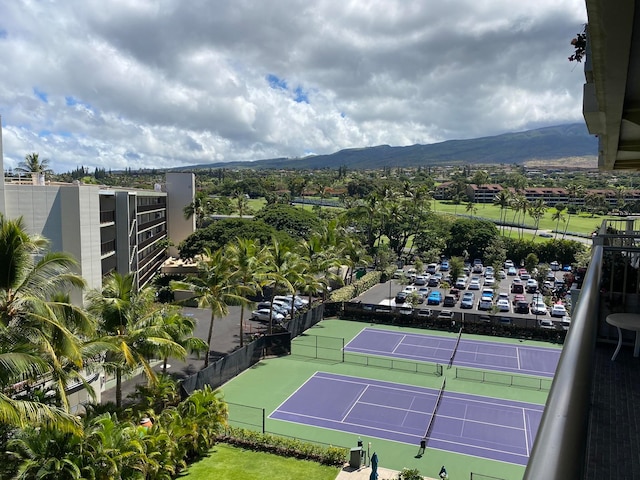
xmin=0 ymin=0 xmax=588 ymax=172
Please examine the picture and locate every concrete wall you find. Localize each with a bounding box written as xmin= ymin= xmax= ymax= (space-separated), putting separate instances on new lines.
xmin=165 ymin=172 xmax=195 ymax=257
xmin=3 ymin=183 xmax=103 ymax=300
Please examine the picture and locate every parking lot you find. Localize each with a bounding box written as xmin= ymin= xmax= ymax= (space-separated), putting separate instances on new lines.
xmin=351 ymin=260 xmax=573 ymax=331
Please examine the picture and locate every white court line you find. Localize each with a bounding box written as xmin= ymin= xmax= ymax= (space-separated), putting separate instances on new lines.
xmin=517 ymin=346 xmax=521 ymax=370
xmin=392 ymin=335 xmax=408 ymax=353
xmin=523 ymin=408 xmax=530 ymax=456
xmin=341 ymin=385 xmax=369 ymax=422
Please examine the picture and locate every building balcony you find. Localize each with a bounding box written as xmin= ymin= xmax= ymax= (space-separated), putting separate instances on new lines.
xmin=524 ymin=218 xmax=640 ymax=479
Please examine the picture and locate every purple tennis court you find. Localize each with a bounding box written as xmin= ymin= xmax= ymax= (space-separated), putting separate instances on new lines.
xmin=344 ymin=328 xmax=560 ymax=377
xmin=270 ymin=372 xmax=543 ymax=465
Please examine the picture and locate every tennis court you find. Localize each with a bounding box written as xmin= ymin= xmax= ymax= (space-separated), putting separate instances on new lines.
xmin=270 ymin=371 xmax=543 ymax=466
xmin=344 ymin=327 xmax=560 ymax=377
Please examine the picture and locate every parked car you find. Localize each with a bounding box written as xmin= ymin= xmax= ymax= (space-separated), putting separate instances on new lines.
xmin=393 ymin=269 xmax=405 ymax=279
xmin=469 ymin=277 xmax=481 ymax=290
xmin=395 ymin=292 xmax=408 ymax=304
xmin=497 ymin=269 xmax=507 ymax=279
xmin=284 ymin=295 xmax=308 ymax=308
xmin=538 ymin=317 xmax=555 ymax=329
xmin=443 ymin=294 xmax=457 ymax=307
xmin=511 ymin=282 xmax=524 ymax=294
xmin=507 ymin=266 xmax=518 ymax=276
xmin=531 ymin=300 xmax=548 ymax=315
xmin=550 ymin=261 xmax=560 ymax=271
xmin=417 ymin=308 xmax=433 ymax=318
xmin=398 ymin=305 xmax=414 ymax=316
xmin=560 ymin=315 xmax=572 ymax=330
xmin=437 ymin=310 xmax=454 ymax=320
xmin=472 ymin=263 xmax=484 ymax=274
xmin=551 ymin=303 xmax=568 ymax=317
xmin=512 ymin=294 xmax=527 ymax=305
xmin=460 ymin=292 xmax=475 ymax=309
xmin=428 ymin=276 xmax=440 ymax=287
xmin=504 ymin=259 xmax=515 ymax=269
xmin=251 ymin=309 xmax=285 ymax=323
xmin=481 ymin=288 xmax=494 ymax=299
xmin=440 ymin=260 xmax=450 ymax=271
xmin=484 ymin=266 xmax=495 ymax=277
xmin=478 ymin=296 xmax=493 ymax=311
xmin=257 ymin=302 xmax=289 ymax=317
xmin=455 ymin=277 xmax=467 ymax=289
xmin=484 ymin=275 xmax=495 ymax=287
xmin=426 ymin=263 xmax=438 ymax=274
xmin=427 ymin=291 xmax=442 ymax=305
xmin=496 ymin=298 xmax=511 ymax=312
xmin=526 ymin=279 xmax=539 ymax=293
xmin=273 ymin=296 xmax=299 ymax=312
xmin=514 ymin=301 xmax=530 ymax=314
xmin=418 ymin=287 xmax=430 ymax=297
xmin=414 ymin=275 xmax=427 ymax=286
xmin=518 ymin=269 xmax=531 ymax=280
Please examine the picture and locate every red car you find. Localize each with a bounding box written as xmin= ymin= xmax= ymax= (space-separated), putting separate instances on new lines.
xmin=512 ymin=294 xmax=526 ymax=305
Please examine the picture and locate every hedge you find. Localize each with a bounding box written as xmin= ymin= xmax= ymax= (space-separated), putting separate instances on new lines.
xmin=329 ymin=270 xmax=382 ymax=302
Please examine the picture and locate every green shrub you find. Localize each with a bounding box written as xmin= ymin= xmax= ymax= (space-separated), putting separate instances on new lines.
xmin=329 ymin=271 xmax=381 ymax=302
xmin=221 ymin=427 xmax=348 ymax=466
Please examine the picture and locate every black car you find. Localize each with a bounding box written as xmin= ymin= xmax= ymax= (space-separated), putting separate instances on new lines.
xmin=395 ymin=292 xmax=408 ymax=304
xmin=443 ymin=295 xmax=457 ymax=307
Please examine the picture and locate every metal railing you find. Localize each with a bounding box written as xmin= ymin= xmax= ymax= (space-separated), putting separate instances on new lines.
xmin=523 ymin=226 xmax=605 ymax=479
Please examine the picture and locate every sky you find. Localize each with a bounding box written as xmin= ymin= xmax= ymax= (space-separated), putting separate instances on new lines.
xmin=0 ymin=0 xmax=588 ymax=173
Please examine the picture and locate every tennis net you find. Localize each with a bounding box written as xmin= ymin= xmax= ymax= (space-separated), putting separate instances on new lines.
xmin=424 ymin=377 xmax=446 ymax=442
xmin=447 ymin=327 xmax=463 ymax=368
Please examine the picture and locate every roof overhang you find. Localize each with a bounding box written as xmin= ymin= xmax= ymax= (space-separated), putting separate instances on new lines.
xmin=584 ymin=0 xmax=640 ymax=170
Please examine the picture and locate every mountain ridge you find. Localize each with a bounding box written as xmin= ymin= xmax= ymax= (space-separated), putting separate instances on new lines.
xmin=180 ymin=123 xmax=597 ymax=170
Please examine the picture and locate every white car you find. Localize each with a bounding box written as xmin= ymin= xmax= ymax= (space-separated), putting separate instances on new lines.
xmin=496 ymin=298 xmax=510 ymax=312
xmin=437 ymin=310 xmax=454 ymax=320
xmin=550 ymin=303 xmax=568 ymax=317
xmin=469 ymin=277 xmax=481 ymax=290
xmin=403 ymin=285 xmax=418 ymax=294
xmin=455 ymin=277 xmax=467 ymax=289
xmin=531 ymin=301 xmax=548 ymax=315
xmin=484 ymin=275 xmax=496 ymax=286
xmin=251 ymin=309 xmax=285 ymax=323
xmin=478 ymin=297 xmax=493 ymax=310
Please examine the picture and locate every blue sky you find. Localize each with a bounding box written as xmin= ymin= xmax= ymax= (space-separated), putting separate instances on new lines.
xmin=0 ymin=1 xmax=588 ymax=172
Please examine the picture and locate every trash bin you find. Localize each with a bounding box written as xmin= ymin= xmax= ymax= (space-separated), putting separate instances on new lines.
xmin=349 ymin=447 xmax=362 ymax=468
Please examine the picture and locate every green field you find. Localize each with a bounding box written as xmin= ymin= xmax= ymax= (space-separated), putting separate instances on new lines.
xmin=182 ymin=443 xmax=339 ymax=480
xmin=433 ymin=201 xmax=606 ymax=236
xmin=218 ymin=319 xmax=558 ymax=480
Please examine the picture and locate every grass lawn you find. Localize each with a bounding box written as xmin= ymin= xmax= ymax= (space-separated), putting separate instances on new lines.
xmin=433 ymin=200 xmax=607 ymax=236
xmin=182 ymin=443 xmax=340 ymax=480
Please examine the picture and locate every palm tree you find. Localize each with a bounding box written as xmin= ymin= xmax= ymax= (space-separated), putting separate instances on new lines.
xmin=226 ymin=238 xmax=269 ymax=346
xmin=264 ymin=239 xmax=300 ymax=334
xmin=493 ymin=190 xmax=511 ymax=234
xmin=183 ymin=192 xmax=210 ymax=229
xmin=15 ymin=152 xmax=52 ymax=175
xmin=89 ymin=272 xmax=187 ymax=408
xmin=171 ymin=247 xmax=244 ymax=367
xmin=465 ymin=201 xmax=478 ymax=218
xmin=564 ymin=183 xmax=585 ymax=238
xmin=551 ymin=204 xmax=567 ymax=239
xmin=528 ymin=199 xmax=547 ymax=237
xmin=232 ymin=191 xmax=250 ymax=218
xmin=0 ymin=215 xmax=87 ymax=431
xmin=156 ymin=307 xmax=208 ymax=373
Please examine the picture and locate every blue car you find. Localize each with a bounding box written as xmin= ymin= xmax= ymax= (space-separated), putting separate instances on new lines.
xmin=427 ymin=291 xmax=442 ymax=305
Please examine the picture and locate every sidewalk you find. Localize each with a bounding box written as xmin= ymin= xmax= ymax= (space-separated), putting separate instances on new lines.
xmin=334 ymin=464 xmax=437 ymax=480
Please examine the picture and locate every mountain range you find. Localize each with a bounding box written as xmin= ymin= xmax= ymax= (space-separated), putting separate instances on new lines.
xmin=184 ymin=123 xmax=597 ymax=170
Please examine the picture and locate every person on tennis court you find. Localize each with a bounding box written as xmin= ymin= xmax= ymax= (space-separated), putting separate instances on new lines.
xmin=439 ymin=465 xmax=448 ymax=479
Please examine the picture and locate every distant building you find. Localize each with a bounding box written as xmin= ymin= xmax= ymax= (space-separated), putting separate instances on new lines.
xmin=0 ymin=118 xmax=195 ymax=300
